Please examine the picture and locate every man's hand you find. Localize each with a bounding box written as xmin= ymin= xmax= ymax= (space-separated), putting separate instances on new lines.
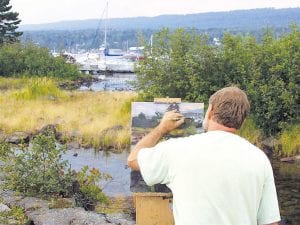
xmin=158 ymin=110 xmax=185 ymax=134
xmin=127 ymin=110 xmax=185 ymax=171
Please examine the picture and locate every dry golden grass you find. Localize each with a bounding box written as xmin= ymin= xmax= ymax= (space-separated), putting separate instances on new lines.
xmin=0 ymin=78 xmax=136 ymax=150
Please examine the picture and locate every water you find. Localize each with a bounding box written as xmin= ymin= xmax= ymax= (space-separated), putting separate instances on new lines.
xmin=62 ymin=149 xmax=131 ymax=197
xmin=79 ymin=73 xmax=136 ymax=91
xmin=272 ymin=161 xmax=300 ymax=224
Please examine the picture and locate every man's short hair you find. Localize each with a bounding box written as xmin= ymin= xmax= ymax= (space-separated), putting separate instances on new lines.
xmin=209 ymin=87 xmax=250 ymax=129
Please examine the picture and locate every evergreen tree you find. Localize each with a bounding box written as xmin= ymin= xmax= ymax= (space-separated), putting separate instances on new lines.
xmin=0 ymin=0 xmax=22 ymax=44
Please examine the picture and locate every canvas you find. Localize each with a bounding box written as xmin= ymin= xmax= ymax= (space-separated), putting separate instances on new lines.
xmin=130 ymin=102 xmax=204 ymax=192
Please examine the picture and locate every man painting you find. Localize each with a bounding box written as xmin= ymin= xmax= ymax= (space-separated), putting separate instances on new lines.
xmin=128 ymin=87 xmax=280 ymax=225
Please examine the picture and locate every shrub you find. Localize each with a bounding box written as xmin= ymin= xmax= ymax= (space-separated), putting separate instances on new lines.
xmin=0 ymin=206 xmax=29 ymax=225
xmin=2 ymin=131 xmax=73 ymax=196
xmin=0 ymin=43 xmax=80 ymax=79
xmin=75 ymin=166 xmax=111 ymax=210
xmin=1 ymin=133 xmax=110 ymax=210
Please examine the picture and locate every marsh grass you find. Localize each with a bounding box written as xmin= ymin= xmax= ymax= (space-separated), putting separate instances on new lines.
xmin=278 ymin=124 xmax=300 ymax=157
xmin=0 ymin=78 xmax=136 ymax=150
xmin=237 ymin=118 xmax=263 ymax=148
xmin=10 ymin=77 xmax=67 ymax=100
xmin=0 ymin=77 xmax=28 ymax=91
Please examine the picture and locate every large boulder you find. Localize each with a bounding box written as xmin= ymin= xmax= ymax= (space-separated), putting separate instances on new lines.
xmin=27 ymin=208 xmax=110 ymax=225
xmin=6 ymin=131 xmax=30 ymax=144
xmin=261 ymin=136 xmax=280 ymax=156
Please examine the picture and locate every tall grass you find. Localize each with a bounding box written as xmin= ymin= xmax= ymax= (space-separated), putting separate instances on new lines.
xmin=278 ymin=124 xmax=300 ymax=157
xmin=0 ymin=77 xmax=136 ymax=150
xmin=237 ymin=118 xmax=263 ymax=148
xmin=0 ymin=77 xmax=28 ymax=91
xmin=11 ymin=77 xmax=67 ymax=100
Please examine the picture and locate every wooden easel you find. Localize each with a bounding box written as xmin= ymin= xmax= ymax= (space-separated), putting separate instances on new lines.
xmin=133 ymin=98 xmax=181 ymax=225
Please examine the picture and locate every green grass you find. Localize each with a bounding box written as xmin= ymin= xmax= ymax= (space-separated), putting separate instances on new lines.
xmin=10 ymin=77 xmax=67 ymax=100
xmin=237 ymin=118 xmax=263 ymax=148
xmin=0 ymin=205 xmax=29 ymax=225
xmin=279 ymin=124 xmax=300 ymax=157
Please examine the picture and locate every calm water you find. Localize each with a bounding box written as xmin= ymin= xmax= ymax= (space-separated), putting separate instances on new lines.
xmin=62 ymin=149 xmax=131 ymax=197
xmin=79 ymin=73 xmax=136 ymax=91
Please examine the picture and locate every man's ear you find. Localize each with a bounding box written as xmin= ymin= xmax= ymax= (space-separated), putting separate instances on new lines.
xmin=207 ymin=104 xmax=213 ymax=120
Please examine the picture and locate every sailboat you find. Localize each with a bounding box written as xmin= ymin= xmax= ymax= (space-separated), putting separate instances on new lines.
xmin=100 ymin=0 xmax=123 ymax=57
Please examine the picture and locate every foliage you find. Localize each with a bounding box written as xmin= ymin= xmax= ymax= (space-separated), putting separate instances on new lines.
xmin=75 ymin=166 xmax=110 ymax=210
xmin=10 ymin=77 xmax=67 ymax=100
xmin=0 ymin=0 xmax=22 ymax=44
xmin=278 ymin=124 xmax=300 ymax=157
xmin=237 ymin=118 xmax=263 ymax=148
xmin=0 ymin=42 xmax=80 ymax=79
xmin=2 ymin=131 xmax=73 ymax=196
xmin=0 ymin=206 xmax=29 ymax=225
xmin=136 ymin=26 xmax=300 ymax=138
xmin=1 ymin=134 xmax=110 ymax=211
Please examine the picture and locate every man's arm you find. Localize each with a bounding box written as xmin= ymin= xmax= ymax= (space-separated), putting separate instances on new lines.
xmin=127 ymin=110 xmax=184 ymax=171
xmin=265 ymin=223 xmax=278 ymax=225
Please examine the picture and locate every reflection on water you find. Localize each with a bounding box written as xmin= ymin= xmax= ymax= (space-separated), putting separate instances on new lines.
xmin=62 ymin=149 xmax=131 ymax=197
xmin=272 ymin=161 xmax=300 ymax=225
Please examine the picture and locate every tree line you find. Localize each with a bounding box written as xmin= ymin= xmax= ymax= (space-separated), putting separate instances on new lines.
xmin=135 ymin=26 xmax=300 ymax=137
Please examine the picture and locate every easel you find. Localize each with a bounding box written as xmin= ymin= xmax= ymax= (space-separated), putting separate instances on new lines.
xmin=133 ymin=98 xmax=181 ymax=225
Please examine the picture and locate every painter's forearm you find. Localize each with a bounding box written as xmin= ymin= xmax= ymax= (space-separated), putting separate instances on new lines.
xmin=127 ymin=126 xmax=165 ymax=169
xmin=134 ymin=126 xmax=165 ymax=151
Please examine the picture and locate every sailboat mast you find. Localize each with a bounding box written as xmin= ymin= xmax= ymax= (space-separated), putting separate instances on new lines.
xmin=104 ymin=0 xmax=108 ymax=48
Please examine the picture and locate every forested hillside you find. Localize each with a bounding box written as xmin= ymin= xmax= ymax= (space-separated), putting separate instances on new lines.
xmin=20 ymin=8 xmax=300 ymax=51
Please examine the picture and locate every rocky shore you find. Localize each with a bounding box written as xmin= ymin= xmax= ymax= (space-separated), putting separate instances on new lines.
xmin=0 ymin=124 xmax=127 ymax=152
xmin=0 ymin=190 xmax=135 ymax=225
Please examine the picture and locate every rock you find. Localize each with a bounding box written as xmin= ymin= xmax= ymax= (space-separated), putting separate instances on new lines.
xmin=67 ymin=141 xmax=81 ymax=150
xmin=16 ymin=197 xmax=49 ymax=211
xmin=280 ymin=155 xmax=300 ymax=163
xmin=261 ymin=136 xmax=280 ymax=154
xmin=0 ymin=203 xmax=11 ymax=212
xmin=105 ymin=213 xmax=135 ymax=225
xmin=27 ymin=208 xmax=111 ymax=225
xmin=6 ymin=131 xmax=30 ymax=144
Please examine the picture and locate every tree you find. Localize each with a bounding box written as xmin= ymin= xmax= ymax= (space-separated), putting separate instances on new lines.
xmin=0 ymin=0 xmax=22 ymax=44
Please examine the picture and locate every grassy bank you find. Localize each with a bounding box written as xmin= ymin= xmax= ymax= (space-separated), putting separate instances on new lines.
xmin=0 ymin=78 xmax=135 ymax=150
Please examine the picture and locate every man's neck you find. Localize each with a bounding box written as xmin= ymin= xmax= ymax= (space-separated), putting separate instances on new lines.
xmin=207 ymin=120 xmax=237 ymax=133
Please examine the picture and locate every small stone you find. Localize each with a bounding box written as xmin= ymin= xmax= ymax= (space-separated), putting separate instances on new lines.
xmin=6 ymin=131 xmax=30 ymax=144
xmin=0 ymin=203 xmax=11 ymax=212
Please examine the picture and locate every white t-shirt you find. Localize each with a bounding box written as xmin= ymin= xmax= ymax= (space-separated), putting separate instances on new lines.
xmin=137 ymin=131 xmax=280 ymax=225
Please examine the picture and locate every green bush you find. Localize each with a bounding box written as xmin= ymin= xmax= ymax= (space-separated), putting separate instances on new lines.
xmin=75 ymin=166 xmax=111 ymax=210
xmin=0 ymin=133 xmax=109 ymax=210
xmin=0 ymin=206 xmax=29 ymax=225
xmin=0 ymin=43 xmax=80 ymax=79
xmin=136 ymin=26 xmax=300 ymax=139
xmin=2 ymin=132 xmax=73 ymax=196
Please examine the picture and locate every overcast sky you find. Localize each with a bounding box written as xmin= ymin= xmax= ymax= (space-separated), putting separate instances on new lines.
xmin=10 ymin=0 xmax=300 ymax=25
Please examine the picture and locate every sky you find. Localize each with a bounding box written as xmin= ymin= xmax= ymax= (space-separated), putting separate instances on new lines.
xmin=10 ymin=0 xmax=300 ymax=25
